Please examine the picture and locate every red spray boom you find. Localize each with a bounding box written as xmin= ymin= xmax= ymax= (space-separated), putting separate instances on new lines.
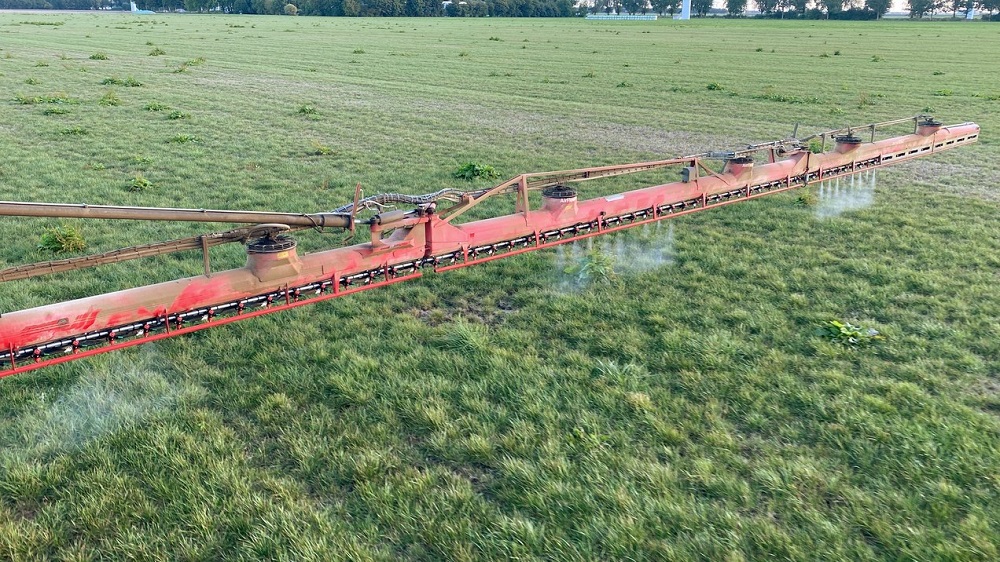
xmin=0 ymin=116 xmax=980 ymax=378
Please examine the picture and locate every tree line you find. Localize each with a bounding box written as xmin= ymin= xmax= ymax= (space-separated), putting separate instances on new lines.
xmin=607 ymin=0 xmax=994 ymax=19
xmin=574 ymin=0 xmax=992 ymax=19
xmin=0 ymin=0 xmax=569 ymax=14
xmin=716 ymin=0 xmax=993 ymax=18
xmin=1 ymin=0 xmax=996 ymax=19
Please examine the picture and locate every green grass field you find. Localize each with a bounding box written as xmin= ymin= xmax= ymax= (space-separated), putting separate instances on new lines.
xmin=1 ymin=13 xmax=999 ymax=560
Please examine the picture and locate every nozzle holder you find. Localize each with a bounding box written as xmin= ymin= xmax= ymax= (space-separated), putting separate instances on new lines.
xmin=917 ymin=117 xmax=943 ymax=136
xmin=542 ymin=185 xmax=577 ymax=199
xmin=834 ymin=134 xmax=863 ymax=145
xmin=247 ymin=235 xmax=296 ymax=254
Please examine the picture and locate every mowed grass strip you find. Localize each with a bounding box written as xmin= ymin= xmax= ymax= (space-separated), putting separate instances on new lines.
xmin=0 ymin=14 xmax=999 ymax=561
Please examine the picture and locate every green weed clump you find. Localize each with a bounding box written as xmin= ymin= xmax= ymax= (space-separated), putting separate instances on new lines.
xmin=129 ymin=154 xmax=153 ymax=168
xmin=166 ymin=110 xmax=190 ymax=120
xmin=934 ymin=89 xmax=953 ymax=97
xmin=99 ymin=90 xmax=122 ymax=106
xmin=42 ymin=107 xmax=70 ymax=115
xmin=569 ymin=248 xmax=619 ymax=287
xmin=310 ymin=140 xmax=334 ymax=155
xmin=101 ymin=76 xmax=142 ymax=87
xmin=37 ymin=224 xmax=85 ymax=253
xmin=14 ymin=93 xmax=76 ymax=105
xmin=752 ymin=89 xmax=820 ymax=104
xmin=616 ymin=81 xmax=633 ymax=88
xmin=453 ymin=162 xmax=500 ymax=181
xmin=168 ymin=134 xmax=200 ymax=144
xmin=128 ymin=172 xmax=152 ymax=191
xmin=352 ymin=48 xmax=365 ymax=54
xmin=816 ymin=320 xmax=883 ymax=347
xmin=148 ymin=47 xmax=166 ymax=56
xmin=24 ymin=77 xmax=39 ymax=85
xmin=34 ymin=61 xmax=48 ymax=67
xmin=89 ymin=52 xmax=108 ymax=60
xmin=144 ymin=101 xmax=169 ymax=111
xmin=60 ymin=126 xmax=88 ymax=135
xmin=707 ymin=82 xmax=724 ymax=90
xmin=297 ymin=104 xmax=318 ymax=115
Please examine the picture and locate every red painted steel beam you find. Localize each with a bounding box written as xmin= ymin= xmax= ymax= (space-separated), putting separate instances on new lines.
xmin=0 ymin=121 xmax=980 ymax=377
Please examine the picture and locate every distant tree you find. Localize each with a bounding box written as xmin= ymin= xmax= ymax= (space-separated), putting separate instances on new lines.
xmin=404 ymin=0 xmax=440 ymax=14
xmin=283 ymin=1 xmax=297 ymax=12
xmin=651 ymin=0 xmax=677 ymax=12
xmin=727 ymin=0 xmax=746 ymax=13
xmin=366 ymin=0 xmax=403 ymax=15
xmin=768 ymin=0 xmax=792 ymax=15
xmin=593 ymin=0 xmax=614 ymax=12
xmin=756 ymin=0 xmax=778 ymax=12
xmin=692 ymin=0 xmax=712 ymax=14
xmin=622 ymin=0 xmax=643 ymax=12
xmin=819 ymin=0 xmax=843 ymax=14
xmin=865 ymin=0 xmax=889 ymax=16
xmin=341 ymin=0 xmax=359 ymax=14
xmin=907 ymin=0 xmax=940 ymax=15
xmin=791 ymin=0 xmax=809 ymax=12
xmin=487 ymin=0 xmax=509 ymax=14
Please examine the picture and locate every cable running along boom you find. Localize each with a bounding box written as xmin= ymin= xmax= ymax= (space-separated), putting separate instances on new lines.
xmin=0 ymin=116 xmax=980 ymax=377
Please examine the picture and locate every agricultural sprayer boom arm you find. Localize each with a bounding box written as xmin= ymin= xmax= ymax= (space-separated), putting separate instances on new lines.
xmin=0 ymin=201 xmax=353 ymax=229
xmin=0 ymin=116 xmax=979 ymax=378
